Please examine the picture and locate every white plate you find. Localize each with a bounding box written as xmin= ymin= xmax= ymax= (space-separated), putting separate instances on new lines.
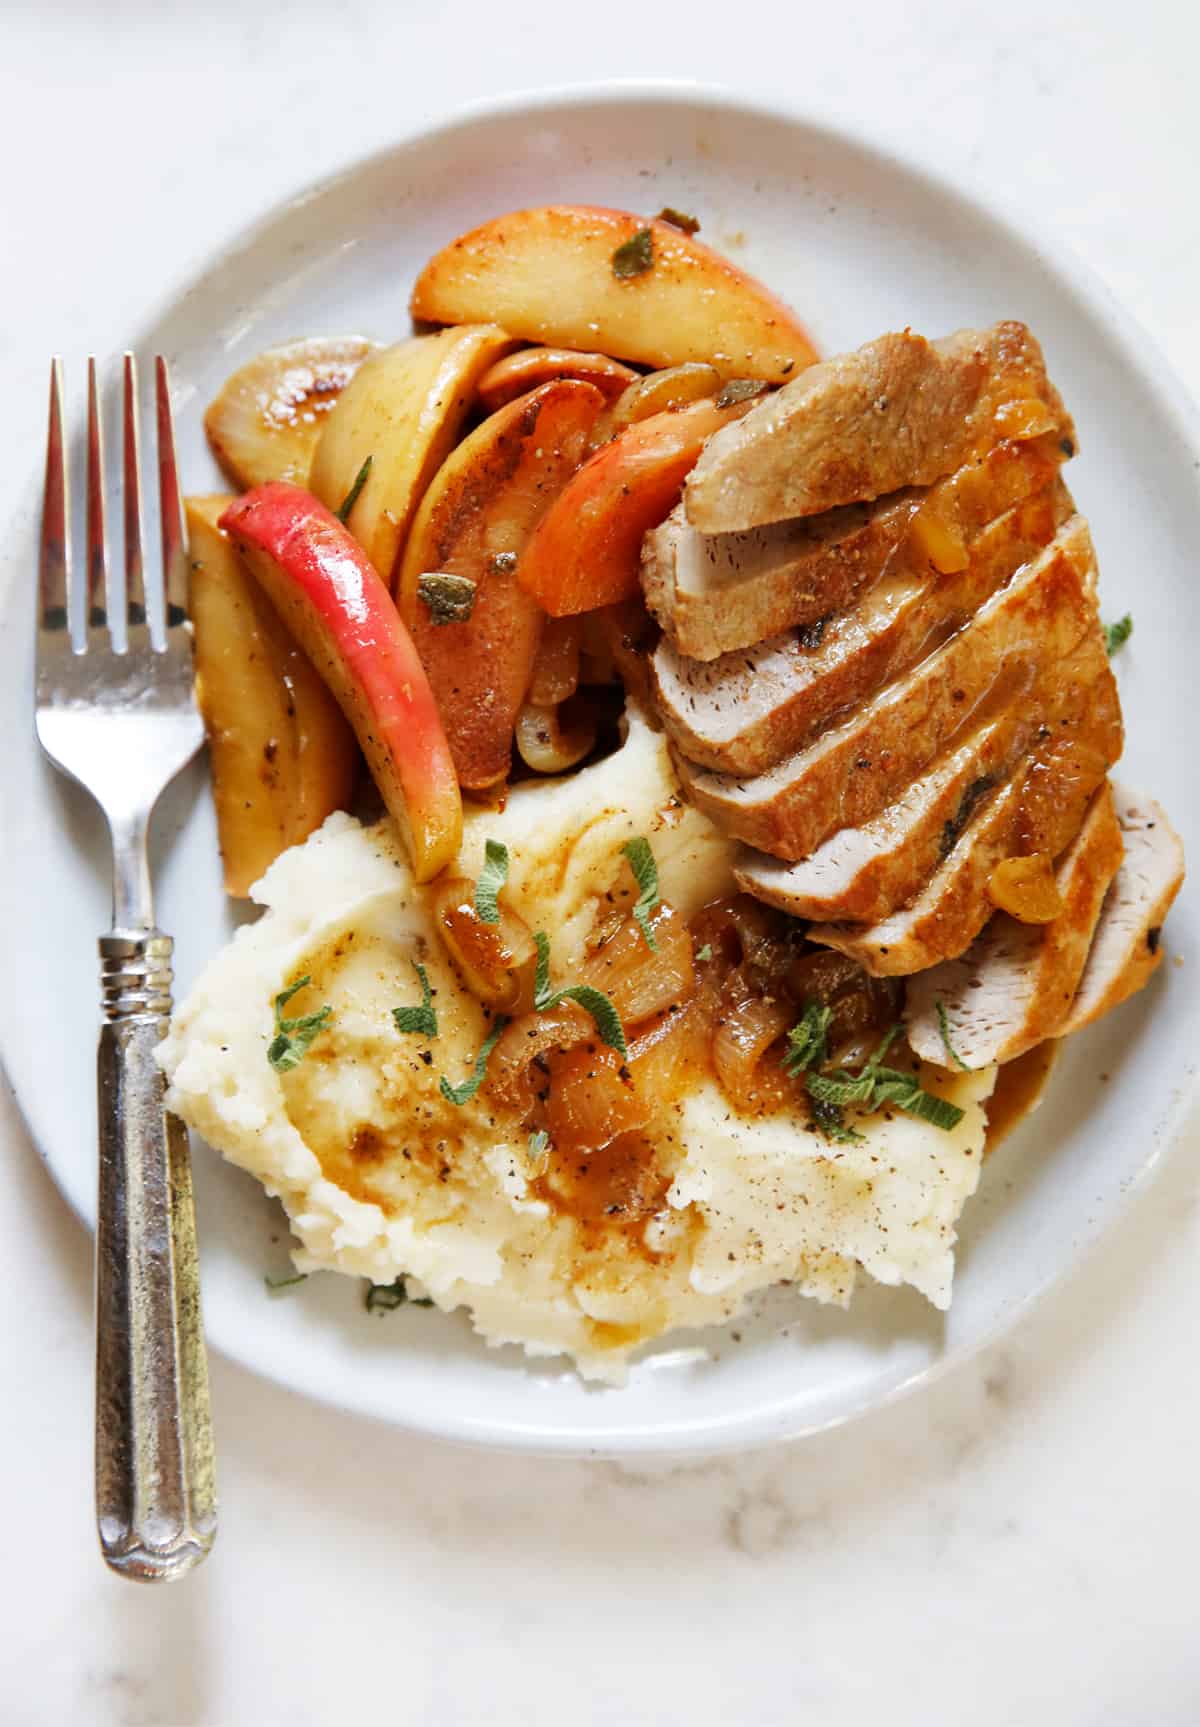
xmin=2 ymin=86 xmax=1196 ymax=1456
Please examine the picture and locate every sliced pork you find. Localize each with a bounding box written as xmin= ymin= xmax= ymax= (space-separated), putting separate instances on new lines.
xmin=906 ymin=784 xmax=1125 ymax=1064
xmin=805 ymin=664 xmax=1122 ymax=978
xmin=1057 ymin=787 xmax=1185 ymax=1034
xmin=732 ymin=705 xmax=1036 ymax=924
xmin=654 ymin=478 xmax=1072 ymax=776
xmin=684 ymin=321 xmax=1072 ymax=534
xmin=677 ymin=516 xmax=1102 ymax=861
xmin=644 ymin=430 xmax=1068 ymax=663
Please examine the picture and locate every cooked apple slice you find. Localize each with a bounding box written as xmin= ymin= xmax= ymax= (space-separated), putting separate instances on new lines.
xmin=185 ymin=497 xmax=357 ymax=896
xmin=517 ymin=393 xmax=760 ymax=616
xmin=398 ymin=379 xmax=604 ymax=789
xmin=220 ymin=483 xmax=462 ymax=882
xmin=308 ymin=326 xmax=516 ymax=588
xmin=204 ymin=337 xmax=376 ymax=491
xmin=476 ymin=346 xmax=638 ymax=411
xmin=411 ymin=207 xmax=818 ymax=382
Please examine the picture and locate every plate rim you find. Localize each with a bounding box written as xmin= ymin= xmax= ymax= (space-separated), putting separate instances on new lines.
xmin=4 ymin=79 xmax=1199 ymax=1456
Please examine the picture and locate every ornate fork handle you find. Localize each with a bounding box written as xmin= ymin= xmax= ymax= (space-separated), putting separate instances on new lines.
xmin=94 ymin=931 xmax=215 ymax=1580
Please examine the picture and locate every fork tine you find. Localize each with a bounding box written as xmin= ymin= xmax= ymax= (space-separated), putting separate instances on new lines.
xmin=86 ymin=358 xmax=112 ymax=640
xmin=155 ymin=357 xmax=188 ymax=636
xmin=39 ymin=358 xmax=71 ymax=635
xmin=122 ymin=353 xmax=148 ymax=644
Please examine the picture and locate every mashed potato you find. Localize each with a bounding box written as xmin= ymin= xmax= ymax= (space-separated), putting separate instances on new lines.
xmin=160 ymin=708 xmax=993 ymax=1380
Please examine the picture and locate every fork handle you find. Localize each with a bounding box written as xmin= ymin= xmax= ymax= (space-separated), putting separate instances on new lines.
xmin=95 ymin=932 xmax=216 ymax=1580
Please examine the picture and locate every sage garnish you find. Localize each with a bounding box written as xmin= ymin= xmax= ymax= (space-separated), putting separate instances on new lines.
xmin=474 ymin=838 xmax=510 ymax=925
xmin=439 ymin=1018 xmax=510 ymax=1106
xmin=782 ymin=1001 xmax=833 ymax=1077
xmin=715 ymin=378 xmax=770 ymax=409
xmin=364 ymin=1277 xmax=434 ymax=1314
xmin=393 ymin=962 xmax=438 ymax=1038
xmin=268 ymin=975 xmax=332 ymax=1072
xmin=1104 ymin=614 xmax=1133 ymax=656
xmin=621 ymin=835 xmax=660 ymax=952
xmin=335 ymin=455 xmax=372 ymax=522
xmin=612 ymin=228 xmax=654 ymax=279
xmin=532 ymin=931 xmax=627 ymax=1057
xmin=655 ymin=206 xmax=700 ymax=235
xmin=264 ymin=1271 xmax=308 ymax=1292
xmin=417 ymin=572 xmax=477 ymax=625
xmin=936 ymin=1000 xmax=972 ymax=1072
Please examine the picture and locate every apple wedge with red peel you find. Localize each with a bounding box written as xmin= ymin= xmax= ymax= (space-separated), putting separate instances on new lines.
xmin=220 ymin=483 xmax=463 ymax=882
xmin=476 ymin=347 xmax=637 ymax=411
xmin=309 ymin=326 xmax=516 ymax=589
xmin=398 ymin=378 xmax=605 ymax=789
xmin=411 ymin=207 xmax=818 ymax=382
xmin=517 ymin=393 xmax=761 ymax=617
xmin=186 ymin=496 xmax=358 ymax=896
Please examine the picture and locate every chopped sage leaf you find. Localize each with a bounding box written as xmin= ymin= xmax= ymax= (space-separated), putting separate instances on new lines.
xmin=364 ymin=1277 xmax=435 ymax=1314
xmin=782 ymin=1001 xmax=833 ymax=1076
xmin=612 ymin=227 xmax=654 ymax=279
xmin=264 ymin=1270 xmax=308 ymax=1292
xmin=655 ymin=205 xmax=700 ymax=235
xmin=715 ymin=377 xmax=771 ymax=410
xmin=439 ymin=1017 xmax=510 ymax=1106
xmin=475 ymin=838 xmax=510 ymax=925
xmin=532 ymin=931 xmax=628 ymax=1056
xmin=1104 ymin=613 xmax=1133 ymax=656
xmin=695 ymin=943 xmax=713 ymax=963
xmin=799 ymin=1022 xmax=964 ymax=1137
xmin=268 ymin=975 xmax=332 ymax=1072
xmin=527 ymin=1129 xmax=550 ymax=1171
xmin=810 ymin=1096 xmax=864 ymax=1144
xmin=335 ymin=455 xmax=372 ymax=522
xmin=622 ymin=835 xmax=660 ymax=951
xmin=936 ymin=1000 xmax=972 ymax=1072
xmin=393 ymin=961 xmax=438 ymax=1038
xmin=417 ymin=571 xmax=477 ymax=625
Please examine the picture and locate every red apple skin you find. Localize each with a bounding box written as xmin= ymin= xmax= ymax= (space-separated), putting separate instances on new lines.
xmin=220 ymin=483 xmax=462 ymax=882
xmin=517 ymin=395 xmax=759 ymax=617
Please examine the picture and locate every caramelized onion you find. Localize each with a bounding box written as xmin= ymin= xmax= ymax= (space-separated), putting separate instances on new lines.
xmin=431 ymin=876 xmax=538 ymax=1013
xmin=591 ymin=362 xmax=723 ymax=446
xmin=582 ymin=903 xmax=695 ymax=1025
xmin=544 ymin=1041 xmax=649 ymax=1154
xmin=486 ymin=1004 xmax=593 ymax=1113
xmin=576 ymin=612 xmax=619 ymax=687
xmin=711 ymin=971 xmax=794 ymax=1115
xmin=994 ymin=397 xmax=1060 ymax=441
xmin=786 ymin=948 xmax=866 ymax=1004
xmin=988 ymin=852 xmax=1063 ymax=923
xmin=515 ymin=697 xmax=597 ymax=774
xmin=628 ymin=997 xmax=711 ymax=1097
xmin=690 ymin=893 xmax=796 ymax=982
xmin=908 ymin=499 xmax=969 ymax=574
xmin=584 ymin=600 xmax=658 ymax=710
xmin=528 ymin=616 xmax=582 ymax=707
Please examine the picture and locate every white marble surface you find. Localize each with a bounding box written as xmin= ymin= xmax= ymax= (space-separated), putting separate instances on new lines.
xmin=3 ymin=2 xmax=1199 ymax=1721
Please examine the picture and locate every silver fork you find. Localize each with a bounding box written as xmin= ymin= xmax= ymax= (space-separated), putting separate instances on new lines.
xmin=37 ymin=355 xmax=215 ymax=1581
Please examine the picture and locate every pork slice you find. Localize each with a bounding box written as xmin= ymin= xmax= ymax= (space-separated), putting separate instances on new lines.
xmin=805 ymin=667 xmax=1123 ymax=977
xmin=655 ymin=477 xmax=1072 ymax=775
xmin=676 ymin=515 xmax=1098 ymax=860
xmin=732 ymin=705 xmax=1034 ymax=923
xmin=1056 ymin=787 xmax=1185 ymax=1035
xmin=645 ymin=420 xmax=1069 ymax=663
xmin=685 ymin=322 xmax=1074 ymax=534
xmin=906 ymin=783 xmax=1125 ymax=1066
